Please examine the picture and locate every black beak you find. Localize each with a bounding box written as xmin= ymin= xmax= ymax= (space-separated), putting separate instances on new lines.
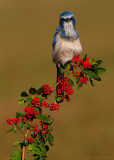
xmin=65 ymin=18 xmax=70 ymax=22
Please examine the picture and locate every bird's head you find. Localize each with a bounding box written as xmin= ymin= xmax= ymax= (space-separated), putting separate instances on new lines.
xmin=59 ymin=11 xmax=76 ymax=32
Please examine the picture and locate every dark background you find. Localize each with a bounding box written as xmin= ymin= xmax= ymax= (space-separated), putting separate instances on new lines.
xmin=0 ymin=0 xmax=114 ymax=159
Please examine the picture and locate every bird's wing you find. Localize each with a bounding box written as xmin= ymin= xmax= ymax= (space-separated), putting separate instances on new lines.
xmin=52 ymin=28 xmax=60 ymax=49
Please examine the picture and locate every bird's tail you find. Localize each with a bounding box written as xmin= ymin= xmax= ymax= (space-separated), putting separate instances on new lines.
xmin=56 ymin=65 xmax=64 ymax=96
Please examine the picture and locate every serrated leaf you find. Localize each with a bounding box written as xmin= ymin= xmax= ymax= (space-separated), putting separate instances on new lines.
xmin=29 ymin=87 xmax=37 ymax=94
xmin=21 ymin=91 xmax=28 ymax=97
xmin=18 ymin=98 xmax=26 ymax=107
xmin=47 ymin=134 xmax=54 ymax=146
xmin=96 ymin=67 xmax=106 ymax=76
xmin=11 ymin=151 xmax=22 ymax=160
xmin=83 ymin=70 xmax=101 ymax=80
xmin=37 ymin=87 xmax=44 ymax=94
xmin=16 ymin=112 xmax=25 ymax=118
xmin=67 ymin=78 xmax=74 ymax=87
xmin=36 ymin=114 xmax=51 ymax=123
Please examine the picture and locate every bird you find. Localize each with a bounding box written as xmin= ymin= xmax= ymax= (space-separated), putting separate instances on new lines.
xmin=52 ymin=11 xmax=82 ymax=95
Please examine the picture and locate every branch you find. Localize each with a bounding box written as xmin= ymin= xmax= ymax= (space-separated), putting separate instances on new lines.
xmin=14 ymin=124 xmax=25 ymax=135
xmin=22 ymin=121 xmax=32 ymax=160
xmin=51 ymin=66 xmax=76 ymax=91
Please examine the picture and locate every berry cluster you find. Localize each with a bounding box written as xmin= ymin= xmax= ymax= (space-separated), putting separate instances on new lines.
xmin=50 ymin=103 xmax=59 ymax=111
xmin=24 ymin=106 xmax=38 ymax=119
xmin=72 ymin=55 xmax=91 ymax=70
xmin=31 ymin=97 xmax=40 ymax=108
xmin=7 ymin=117 xmax=20 ymax=125
xmin=74 ymin=72 xmax=88 ymax=84
xmin=32 ymin=124 xmax=39 ymax=134
xmin=42 ymin=84 xmax=53 ymax=95
xmin=40 ymin=120 xmax=51 ymax=135
xmin=28 ymin=137 xmax=34 ymax=143
xmin=57 ymin=78 xmax=73 ymax=95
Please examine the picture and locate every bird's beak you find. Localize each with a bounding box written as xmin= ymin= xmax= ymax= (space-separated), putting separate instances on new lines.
xmin=65 ymin=18 xmax=70 ymax=22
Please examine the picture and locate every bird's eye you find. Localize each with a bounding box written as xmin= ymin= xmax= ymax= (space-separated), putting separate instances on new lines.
xmin=70 ymin=17 xmax=73 ymax=20
xmin=60 ymin=18 xmax=65 ymax=21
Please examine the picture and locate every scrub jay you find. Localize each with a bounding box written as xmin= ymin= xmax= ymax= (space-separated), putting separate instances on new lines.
xmin=52 ymin=11 xmax=82 ymax=94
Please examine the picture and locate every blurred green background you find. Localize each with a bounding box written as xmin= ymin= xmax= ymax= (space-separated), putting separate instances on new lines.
xmin=0 ymin=0 xmax=114 ymax=159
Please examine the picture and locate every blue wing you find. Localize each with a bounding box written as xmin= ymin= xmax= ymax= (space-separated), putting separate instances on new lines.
xmin=52 ymin=28 xmax=59 ymax=49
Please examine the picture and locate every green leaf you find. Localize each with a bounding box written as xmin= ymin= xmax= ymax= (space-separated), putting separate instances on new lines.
xmin=40 ymin=146 xmax=46 ymax=153
xmin=89 ymin=59 xmax=97 ymax=65
xmin=37 ymin=87 xmax=44 ymax=94
xmin=96 ymin=67 xmax=106 ymax=76
xmin=13 ymin=142 xmax=22 ymax=150
xmin=16 ymin=112 xmax=25 ymax=118
xmin=36 ymin=114 xmax=51 ymax=123
xmin=28 ymin=144 xmax=36 ymax=151
xmin=37 ymin=95 xmax=43 ymax=102
xmin=63 ymin=61 xmax=71 ymax=69
xmin=32 ymin=148 xmax=42 ymax=155
xmin=77 ymin=83 xmax=83 ymax=89
xmin=67 ymin=78 xmax=74 ymax=87
xmin=26 ymin=96 xmax=32 ymax=103
xmin=13 ymin=127 xmax=17 ymax=133
xmin=47 ymin=134 xmax=54 ymax=146
xmin=20 ymin=122 xmax=26 ymax=130
xmin=93 ymin=60 xmax=102 ymax=68
xmin=21 ymin=91 xmax=28 ymax=97
xmin=83 ymin=54 xmax=87 ymax=61
xmin=60 ymin=66 xmax=65 ymax=74
xmin=18 ymin=98 xmax=26 ymax=107
xmin=83 ymin=70 xmax=101 ymax=80
xmin=26 ymin=96 xmax=32 ymax=107
xmin=56 ymin=96 xmax=62 ymax=103
xmin=25 ymin=122 xmax=30 ymax=129
xmin=5 ymin=128 xmax=15 ymax=134
xmin=89 ymin=78 xmax=94 ymax=86
xmin=45 ymin=145 xmax=49 ymax=152
xmin=48 ymin=125 xmax=53 ymax=132
xmin=11 ymin=151 xmax=22 ymax=160
xmin=32 ymin=155 xmax=39 ymax=160
xmin=38 ymin=108 xmax=42 ymax=114
xmin=29 ymin=87 xmax=37 ymax=94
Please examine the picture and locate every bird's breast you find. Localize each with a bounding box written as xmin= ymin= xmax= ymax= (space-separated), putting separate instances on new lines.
xmin=52 ymin=34 xmax=82 ymax=65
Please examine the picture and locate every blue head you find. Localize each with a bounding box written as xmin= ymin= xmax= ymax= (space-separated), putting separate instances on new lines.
xmin=58 ymin=11 xmax=78 ymax=39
